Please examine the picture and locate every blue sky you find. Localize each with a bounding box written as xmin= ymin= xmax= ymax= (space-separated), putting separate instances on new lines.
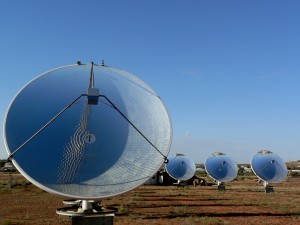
xmin=1 ymin=1 xmax=300 ymax=163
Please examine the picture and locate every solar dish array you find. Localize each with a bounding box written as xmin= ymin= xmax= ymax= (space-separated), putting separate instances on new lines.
xmin=166 ymin=155 xmax=196 ymax=181
xmin=251 ymin=150 xmax=287 ymax=183
xmin=4 ymin=64 xmax=172 ymax=199
xmin=205 ymin=152 xmax=238 ymax=183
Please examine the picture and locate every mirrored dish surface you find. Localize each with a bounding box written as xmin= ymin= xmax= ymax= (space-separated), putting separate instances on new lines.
xmin=4 ymin=64 xmax=172 ymax=199
xmin=205 ymin=152 xmax=238 ymax=182
xmin=251 ymin=150 xmax=287 ymax=183
xmin=166 ymin=155 xmax=195 ymax=181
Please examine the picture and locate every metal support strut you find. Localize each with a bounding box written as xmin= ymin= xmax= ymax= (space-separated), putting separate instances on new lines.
xmin=8 ymin=63 xmax=168 ymax=162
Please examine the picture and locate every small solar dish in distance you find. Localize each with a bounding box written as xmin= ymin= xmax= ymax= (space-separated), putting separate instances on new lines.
xmin=4 ymin=63 xmax=172 ymax=200
xmin=205 ymin=152 xmax=238 ymax=183
xmin=251 ymin=150 xmax=287 ymax=184
xmin=165 ymin=154 xmax=196 ymax=181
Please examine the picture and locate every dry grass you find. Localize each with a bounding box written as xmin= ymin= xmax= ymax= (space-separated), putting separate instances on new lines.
xmin=1 ymin=173 xmax=300 ymax=225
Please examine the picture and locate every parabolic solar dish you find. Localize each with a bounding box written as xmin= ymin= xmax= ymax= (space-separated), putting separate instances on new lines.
xmin=250 ymin=150 xmax=287 ymax=183
xmin=205 ymin=152 xmax=238 ymax=183
xmin=165 ymin=155 xmax=195 ymax=181
xmin=4 ymin=63 xmax=172 ymax=199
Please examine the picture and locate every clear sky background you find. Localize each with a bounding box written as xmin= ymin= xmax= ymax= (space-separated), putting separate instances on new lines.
xmin=1 ymin=1 xmax=300 ymax=163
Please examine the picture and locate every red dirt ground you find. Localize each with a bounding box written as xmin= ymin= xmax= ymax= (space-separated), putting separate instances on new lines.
xmin=1 ymin=173 xmax=300 ymax=225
